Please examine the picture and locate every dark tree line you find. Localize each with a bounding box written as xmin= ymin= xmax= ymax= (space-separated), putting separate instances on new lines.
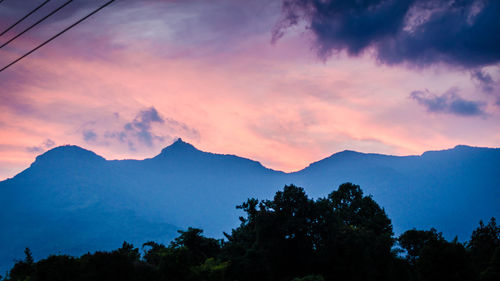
xmin=2 ymin=183 xmax=499 ymax=281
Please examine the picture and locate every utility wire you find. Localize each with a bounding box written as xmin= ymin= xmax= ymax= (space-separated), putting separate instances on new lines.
xmin=1 ymin=1 xmax=51 ymax=37
xmin=0 ymin=0 xmax=115 ymax=73
xmin=0 ymin=0 xmax=74 ymax=49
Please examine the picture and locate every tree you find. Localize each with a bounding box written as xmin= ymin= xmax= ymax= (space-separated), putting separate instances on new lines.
xmin=479 ymin=247 xmax=500 ymax=281
xmin=416 ymin=237 xmax=474 ymax=281
xmin=223 ymin=185 xmax=317 ymax=281
xmin=3 ymin=182 xmax=495 ymax=281
xmin=223 ymin=183 xmax=397 ymax=281
xmin=78 ymin=242 xmax=150 ymax=281
xmin=318 ymin=183 xmax=395 ymax=281
xmin=33 ymin=255 xmax=80 ymax=281
xmin=292 ymin=275 xmax=325 ymax=281
xmin=399 ymin=228 xmax=443 ymax=265
xmin=468 ymin=218 xmax=500 ymax=274
xmin=143 ymin=228 xmax=224 ymax=281
xmin=171 ymin=228 xmax=221 ymax=264
xmin=23 ymin=248 xmax=34 ymax=265
xmin=117 ymin=241 xmax=141 ymax=262
xmin=142 ymin=241 xmax=167 ymax=267
xmin=189 ymin=257 xmax=230 ymax=281
xmin=8 ymin=247 xmax=35 ymax=281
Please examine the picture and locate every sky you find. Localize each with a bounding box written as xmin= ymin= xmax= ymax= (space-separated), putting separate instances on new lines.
xmin=0 ymin=0 xmax=499 ymax=180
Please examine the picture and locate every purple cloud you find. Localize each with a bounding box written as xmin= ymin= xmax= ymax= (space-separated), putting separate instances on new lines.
xmin=26 ymin=138 xmax=56 ymax=153
xmin=273 ymin=0 xmax=500 ymax=68
xmin=83 ymin=129 xmax=98 ymax=142
xmin=123 ymin=107 xmax=165 ymax=147
xmin=96 ymin=107 xmax=200 ymax=151
xmin=410 ymin=88 xmax=486 ymax=117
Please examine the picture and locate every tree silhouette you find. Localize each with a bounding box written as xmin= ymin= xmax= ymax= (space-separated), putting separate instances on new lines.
xmin=399 ymin=228 xmax=443 ymax=265
xmin=8 ymin=247 xmax=34 ymax=281
xmin=463 ymin=217 xmax=500 ymax=281
xmin=479 ymin=247 xmax=500 ymax=281
xmin=416 ymin=237 xmax=474 ymax=281
xmin=223 ymin=183 xmax=398 ymax=281
xmin=1 ymin=183 xmax=497 ymax=281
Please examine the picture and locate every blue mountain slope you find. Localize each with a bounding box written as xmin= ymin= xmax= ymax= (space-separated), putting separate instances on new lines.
xmin=0 ymin=140 xmax=498 ymax=273
xmin=291 ymin=146 xmax=500 ymax=238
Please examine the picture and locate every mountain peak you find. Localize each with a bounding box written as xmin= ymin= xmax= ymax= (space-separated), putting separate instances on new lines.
xmin=453 ymin=144 xmax=473 ymax=150
xmin=157 ymin=138 xmax=199 ymax=156
xmin=33 ymin=145 xmax=105 ymax=164
xmin=336 ymin=149 xmax=361 ymax=155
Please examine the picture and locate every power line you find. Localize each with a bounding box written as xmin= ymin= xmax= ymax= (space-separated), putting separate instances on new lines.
xmin=1 ymin=1 xmax=51 ymax=37
xmin=0 ymin=0 xmax=74 ymax=49
xmin=0 ymin=0 xmax=115 ymax=73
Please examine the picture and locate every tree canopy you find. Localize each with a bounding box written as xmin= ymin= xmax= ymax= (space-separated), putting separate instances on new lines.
xmin=2 ymin=183 xmax=498 ymax=281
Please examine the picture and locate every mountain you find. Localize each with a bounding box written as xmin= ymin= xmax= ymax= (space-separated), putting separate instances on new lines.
xmin=289 ymin=145 xmax=500 ymax=239
xmin=0 ymin=139 xmax=499 ymax=273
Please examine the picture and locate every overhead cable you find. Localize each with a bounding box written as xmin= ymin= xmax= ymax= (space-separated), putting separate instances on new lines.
xmin=0 ymin=0 xmax=115 ymax=73
xmin=0 ymin=1 xmax=51 ymax=37
xmin=0 ymin=0 xmax=74 ymax=49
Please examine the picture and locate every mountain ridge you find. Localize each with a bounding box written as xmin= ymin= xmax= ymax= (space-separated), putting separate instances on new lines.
xmin=1 ymin=140 xmax=498 ymax=274
xmin=14 ymin=140 xmax=498 ymax=178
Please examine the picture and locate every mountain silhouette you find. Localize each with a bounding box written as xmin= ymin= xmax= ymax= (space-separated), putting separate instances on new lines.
xmin=0 ymin=140 xmax=499 ymax=272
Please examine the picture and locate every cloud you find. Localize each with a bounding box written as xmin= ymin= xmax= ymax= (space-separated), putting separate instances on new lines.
xmin=0 ymin=0 xmax=175 ymax=24
xmin=123 ymin=107 xmax=165 ymax=147
xmin=273 ymin=0 xmax=500 ymax=68
xmin=470 ymin=68 xmax=500 ymax=107
xmin=0 ymin=0 xmax=279 ymax=64
xmin=410 ymin=88 xmax=486 ymax=116
xmin=471 ymin=69 xmax=495 ymax=93
xmin=83 ymin=130 xmax=98 ymax=142
xmin=97 ymin=107 xmax=200 ymax=151
xmin=26 ymin=139 xmax=56 ymax=153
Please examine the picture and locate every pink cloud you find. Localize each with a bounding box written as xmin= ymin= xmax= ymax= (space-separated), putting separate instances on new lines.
xmin=0 ymin=0 xmax=499 ymax=180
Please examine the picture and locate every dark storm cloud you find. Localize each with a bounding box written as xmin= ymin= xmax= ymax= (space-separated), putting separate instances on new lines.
xmin=410 ymin=88 xmax=486 ymax=116
xmin=274 ymin=0 xmax=500 ymax=68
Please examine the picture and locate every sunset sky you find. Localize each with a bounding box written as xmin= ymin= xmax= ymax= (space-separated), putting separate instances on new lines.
xmin=1 ymin=0 xmax=499 ymax=180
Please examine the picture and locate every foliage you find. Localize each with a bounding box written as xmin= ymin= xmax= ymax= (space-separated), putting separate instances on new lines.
xmin=1 ymin=183 xmax=498 ymax=281
xmin=468 ymin=217 xmax=500 ymax=275
xmin=399 ymin=228 xmax=443 ymax=265
xmin=291 ymin=275 xmax=325 ymax=281
xmin=222 ymin=183 xmax=398 ymax=281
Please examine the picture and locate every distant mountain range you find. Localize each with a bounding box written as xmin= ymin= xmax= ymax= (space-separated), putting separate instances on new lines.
xmin=1 ymin=139 xmax=499 ymax=273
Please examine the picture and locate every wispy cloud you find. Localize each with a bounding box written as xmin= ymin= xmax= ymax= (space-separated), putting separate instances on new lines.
xmin=123 ymin=107 xmax=165 ymax=147
xmin=471 ymin=68 xmax=500 ymax=107
xmin=471 ymin=69 xmax=494 ymax=93
xmin=78 ymin=107 xmax=202 ymax=152
xmin=83 ymin=130 xmax=98 ymax=142
xmin=410 ymin=88 xmax=486 ymax=117
xmin=26 ymin=139 xmax=55 ymax=153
